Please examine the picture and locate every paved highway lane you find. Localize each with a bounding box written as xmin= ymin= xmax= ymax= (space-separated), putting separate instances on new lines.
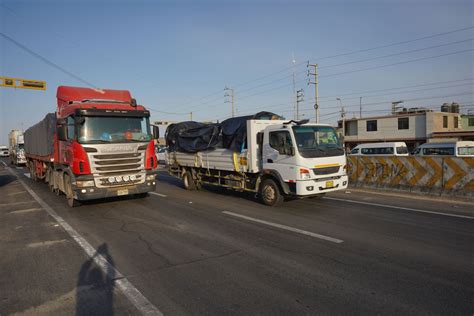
xmin=1 ymin=161 xmax=473 ymax=315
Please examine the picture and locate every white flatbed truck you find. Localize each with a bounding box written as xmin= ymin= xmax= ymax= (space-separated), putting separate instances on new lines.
xmin=167 ymin=119 xmax=348 ymax=206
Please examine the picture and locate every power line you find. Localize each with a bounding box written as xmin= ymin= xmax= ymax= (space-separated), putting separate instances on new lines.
xmin=0 ymin=32 xmax=98 ymax=88
xmin=320 ymin=48 xmax=474 ymax=78
xmin=318 ymin=38 xmax=473 ymax=69
xmin=184 ymin=26 xmax=474 ymax=111
xmin=311 ymin=26 xmax=474 ymax=62
xmin=316 ymin=78 xmax=474 ymax=100
xmin=216 ymin=49 xmax=474 ymax=108
xmin=230 ymin=26 xmax=474 ymax=89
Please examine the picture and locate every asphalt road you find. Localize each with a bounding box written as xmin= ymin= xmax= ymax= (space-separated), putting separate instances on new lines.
xmin=1 ymin=159 xmax=473 ymax=315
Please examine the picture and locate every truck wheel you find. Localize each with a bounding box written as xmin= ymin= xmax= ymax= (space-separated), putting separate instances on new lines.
xmin=29 ymin=163 xmax=37 ymax=181
xmin=64 ymin=174 xmax=81 ymax=207
xmin=260 ymin=179 xmax=284 ymax=207
xmin=183 ymin=170 xmax=196 ymax=191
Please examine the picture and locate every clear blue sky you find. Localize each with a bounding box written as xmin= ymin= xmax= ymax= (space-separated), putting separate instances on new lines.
xmin=1 ymin=0 xmax=473 ymax=144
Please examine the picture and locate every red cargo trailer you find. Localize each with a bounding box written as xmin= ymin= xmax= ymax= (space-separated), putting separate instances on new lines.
xmin=25 ymin=86 xmax=159 ymax=207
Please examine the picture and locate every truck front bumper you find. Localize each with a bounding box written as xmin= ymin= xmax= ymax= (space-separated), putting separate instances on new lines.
xmin=72 ymin=173 xmax=157 ymax=201
xmin=293 ymin=175 xmax=348 ymax=196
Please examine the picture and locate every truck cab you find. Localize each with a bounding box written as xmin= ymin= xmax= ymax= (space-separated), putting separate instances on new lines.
xmin=260 ymin=121 xmax=348 ymax=200
xmin=25 ymin=86 xmax=159 ymax=207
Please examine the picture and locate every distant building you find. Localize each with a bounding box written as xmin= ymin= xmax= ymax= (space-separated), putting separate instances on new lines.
xmin=461 ymin=113 xmax=474 ymax=131
xmin=339 ymin=105 xmax=473 ymax=151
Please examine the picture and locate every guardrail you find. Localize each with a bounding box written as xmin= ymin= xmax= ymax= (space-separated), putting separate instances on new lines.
xmin=347 ymin=156 xmax=473 ymax=197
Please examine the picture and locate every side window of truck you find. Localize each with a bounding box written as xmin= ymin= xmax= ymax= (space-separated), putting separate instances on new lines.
xmin=269 ymin=131 xmax=292 ymax=155
xmin=67 ymin=116 xmax=75 ymax=140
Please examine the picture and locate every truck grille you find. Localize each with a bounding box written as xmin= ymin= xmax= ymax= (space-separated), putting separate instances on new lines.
xmin=313 ymin=166 xmax=340 ymax=175
xmin=86 ymin=145 xmax=147 ymax=188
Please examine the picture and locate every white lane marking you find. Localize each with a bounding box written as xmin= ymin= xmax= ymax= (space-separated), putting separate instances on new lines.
xmin=28 ymin=239 xmax=68 ymax=248
xmin=324 ymin=197 xmax=474 ymax=220
xmin=16 ymin=166 xmax=23 ymax=170
xmin=9 ymin=207 xmax=43 ymax=214
xmin=7 ymin=191 xmax=27 ymax=196
xmin=5 ymin=166 xmax=163 ymax=316
xmin=0 ymin=201 xmax=36 ymax=207
xmin=223 ymin=211 xmax=344 ymax=244
xmin=24 ymin=173 xmax=31 ymax=178
xmin=1 ymin=161 xmax=6 ymax=166
xmin=149 ymin=192 xmax=167 ymax=198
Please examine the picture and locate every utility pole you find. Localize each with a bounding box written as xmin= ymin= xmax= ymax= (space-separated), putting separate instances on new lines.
xmin=190 ymin=112 xmax=193 ymax=121
xmin=292 ymin=53 xmax=297 ymax=120
xmin=359 ymin=97 xmax=362 ymax=118
xmin=337 ymin=98 xmax=346 ymax=141
xmin=296 ymin=89 xmax=304 ymax=120
xmin=224 ymin=86 xmax=235 ymax=117
xmin=307 ymin=62 xmax=319 ymax=123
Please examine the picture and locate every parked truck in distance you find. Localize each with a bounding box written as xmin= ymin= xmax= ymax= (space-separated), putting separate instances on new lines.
xmin=24 ymin=86 xmax=160 ymax=207
xmin=167 ymin=115 xmax=348 ymax=206
xmin=8 ymin=129 xmax=26 ymax=165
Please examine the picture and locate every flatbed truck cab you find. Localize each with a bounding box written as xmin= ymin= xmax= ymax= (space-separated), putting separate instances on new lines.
xmin=25 ymin=86 xmax=159 ymax=207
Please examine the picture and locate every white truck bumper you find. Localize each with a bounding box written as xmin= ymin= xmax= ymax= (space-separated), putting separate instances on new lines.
xmin=295 ymin=175 xmax=348 ymax=196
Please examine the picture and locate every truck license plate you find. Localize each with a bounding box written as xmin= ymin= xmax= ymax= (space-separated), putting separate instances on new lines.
xmin=325 ymin=181 xmax=334 ymax=188
xmin=117 ymin=189 xmax=129 ymax=196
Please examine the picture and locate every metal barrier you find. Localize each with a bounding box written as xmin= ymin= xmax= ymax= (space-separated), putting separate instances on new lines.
xmin=347 ymin=156 xmax=473 ymax=196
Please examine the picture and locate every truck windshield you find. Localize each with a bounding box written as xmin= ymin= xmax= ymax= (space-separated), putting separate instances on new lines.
xmin=292 ymin=126 xmax=344 ymax=158
xmin=78 ymin=116 xmax=152 ymax=143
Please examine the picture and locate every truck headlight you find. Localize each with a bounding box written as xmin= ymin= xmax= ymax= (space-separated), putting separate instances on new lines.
xmin=146 ymin=174 xmax=156 ymax=180
xmin=76 ymin=180 xmax=95 ymax=188
xmin=299 ymin=168 xmax=311 ymax=180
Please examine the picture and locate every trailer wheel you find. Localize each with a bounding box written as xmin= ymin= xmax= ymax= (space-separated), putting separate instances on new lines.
xmin=183 ymin=170 xmax=197 ymax=191
xmin=64 ymin=174 xmax=81 ymax=207
xmin=260 ymin=179 xmax=284 ymax=207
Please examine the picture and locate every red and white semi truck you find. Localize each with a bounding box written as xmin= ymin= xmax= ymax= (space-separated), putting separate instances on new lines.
xmin=25 ymin=86 xmax=159 ymax=207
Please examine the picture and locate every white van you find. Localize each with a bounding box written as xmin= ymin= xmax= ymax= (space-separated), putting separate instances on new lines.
xmin=0 ymin=145 xmax=9 ymax=157
xmin=413 ymin=141 xmax=474 ymax=157
xmin=349 ymin=142 xmax=409 ymax=156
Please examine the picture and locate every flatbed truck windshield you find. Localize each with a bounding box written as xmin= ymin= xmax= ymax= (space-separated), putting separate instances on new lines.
xmin=292 ymin=125 xmax=344 ymax=158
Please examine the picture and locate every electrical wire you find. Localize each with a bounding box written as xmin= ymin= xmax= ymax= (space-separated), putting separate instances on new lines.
xmin=0 ymin=32 xmax=99 ymax=88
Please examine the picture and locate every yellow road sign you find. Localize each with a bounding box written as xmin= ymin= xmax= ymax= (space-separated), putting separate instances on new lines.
xmin=0 ymin=76 xmax=46 ymax=90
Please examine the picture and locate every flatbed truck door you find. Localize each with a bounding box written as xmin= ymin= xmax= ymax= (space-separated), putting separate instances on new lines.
xmin=262 ymin=130 xmax=296 ymax=181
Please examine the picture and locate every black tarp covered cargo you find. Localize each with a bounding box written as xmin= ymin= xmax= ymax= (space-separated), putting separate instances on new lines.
xmin=25 ymin=113 xmax=56 ymax=157
xmin=165 ymin=121 xmax=221 ymax=153
xmin=221 ymin=111 xmax=283 ymax=151
xmin=166 ymin=112 xmax=282 ymax=153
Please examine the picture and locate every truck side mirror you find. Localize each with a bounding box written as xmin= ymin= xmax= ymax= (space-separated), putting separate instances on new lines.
xmin=152 ymin=125 xmax=159 ymax=140
xmin=57 ymin=125 xmax=67 ymax=141
xmin=289 ymin=147 xmax=295 ymax=156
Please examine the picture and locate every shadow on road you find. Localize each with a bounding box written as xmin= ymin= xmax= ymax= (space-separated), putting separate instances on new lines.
xmin=157 ymin=170 xmax=259 ymax=203
xmin=0 ymin=174 xmax=17 ymax=187
xmin=76 ymin=243 xmax=116 ymax=316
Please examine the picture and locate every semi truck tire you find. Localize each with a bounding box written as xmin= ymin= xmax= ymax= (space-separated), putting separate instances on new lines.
xmin=260 ymin=179 xmax=284 ymax=207
xmin=64 ymin=174 xmax=81 ymax=207
xmin=183 ymin=170 xmax=197 ymax=191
